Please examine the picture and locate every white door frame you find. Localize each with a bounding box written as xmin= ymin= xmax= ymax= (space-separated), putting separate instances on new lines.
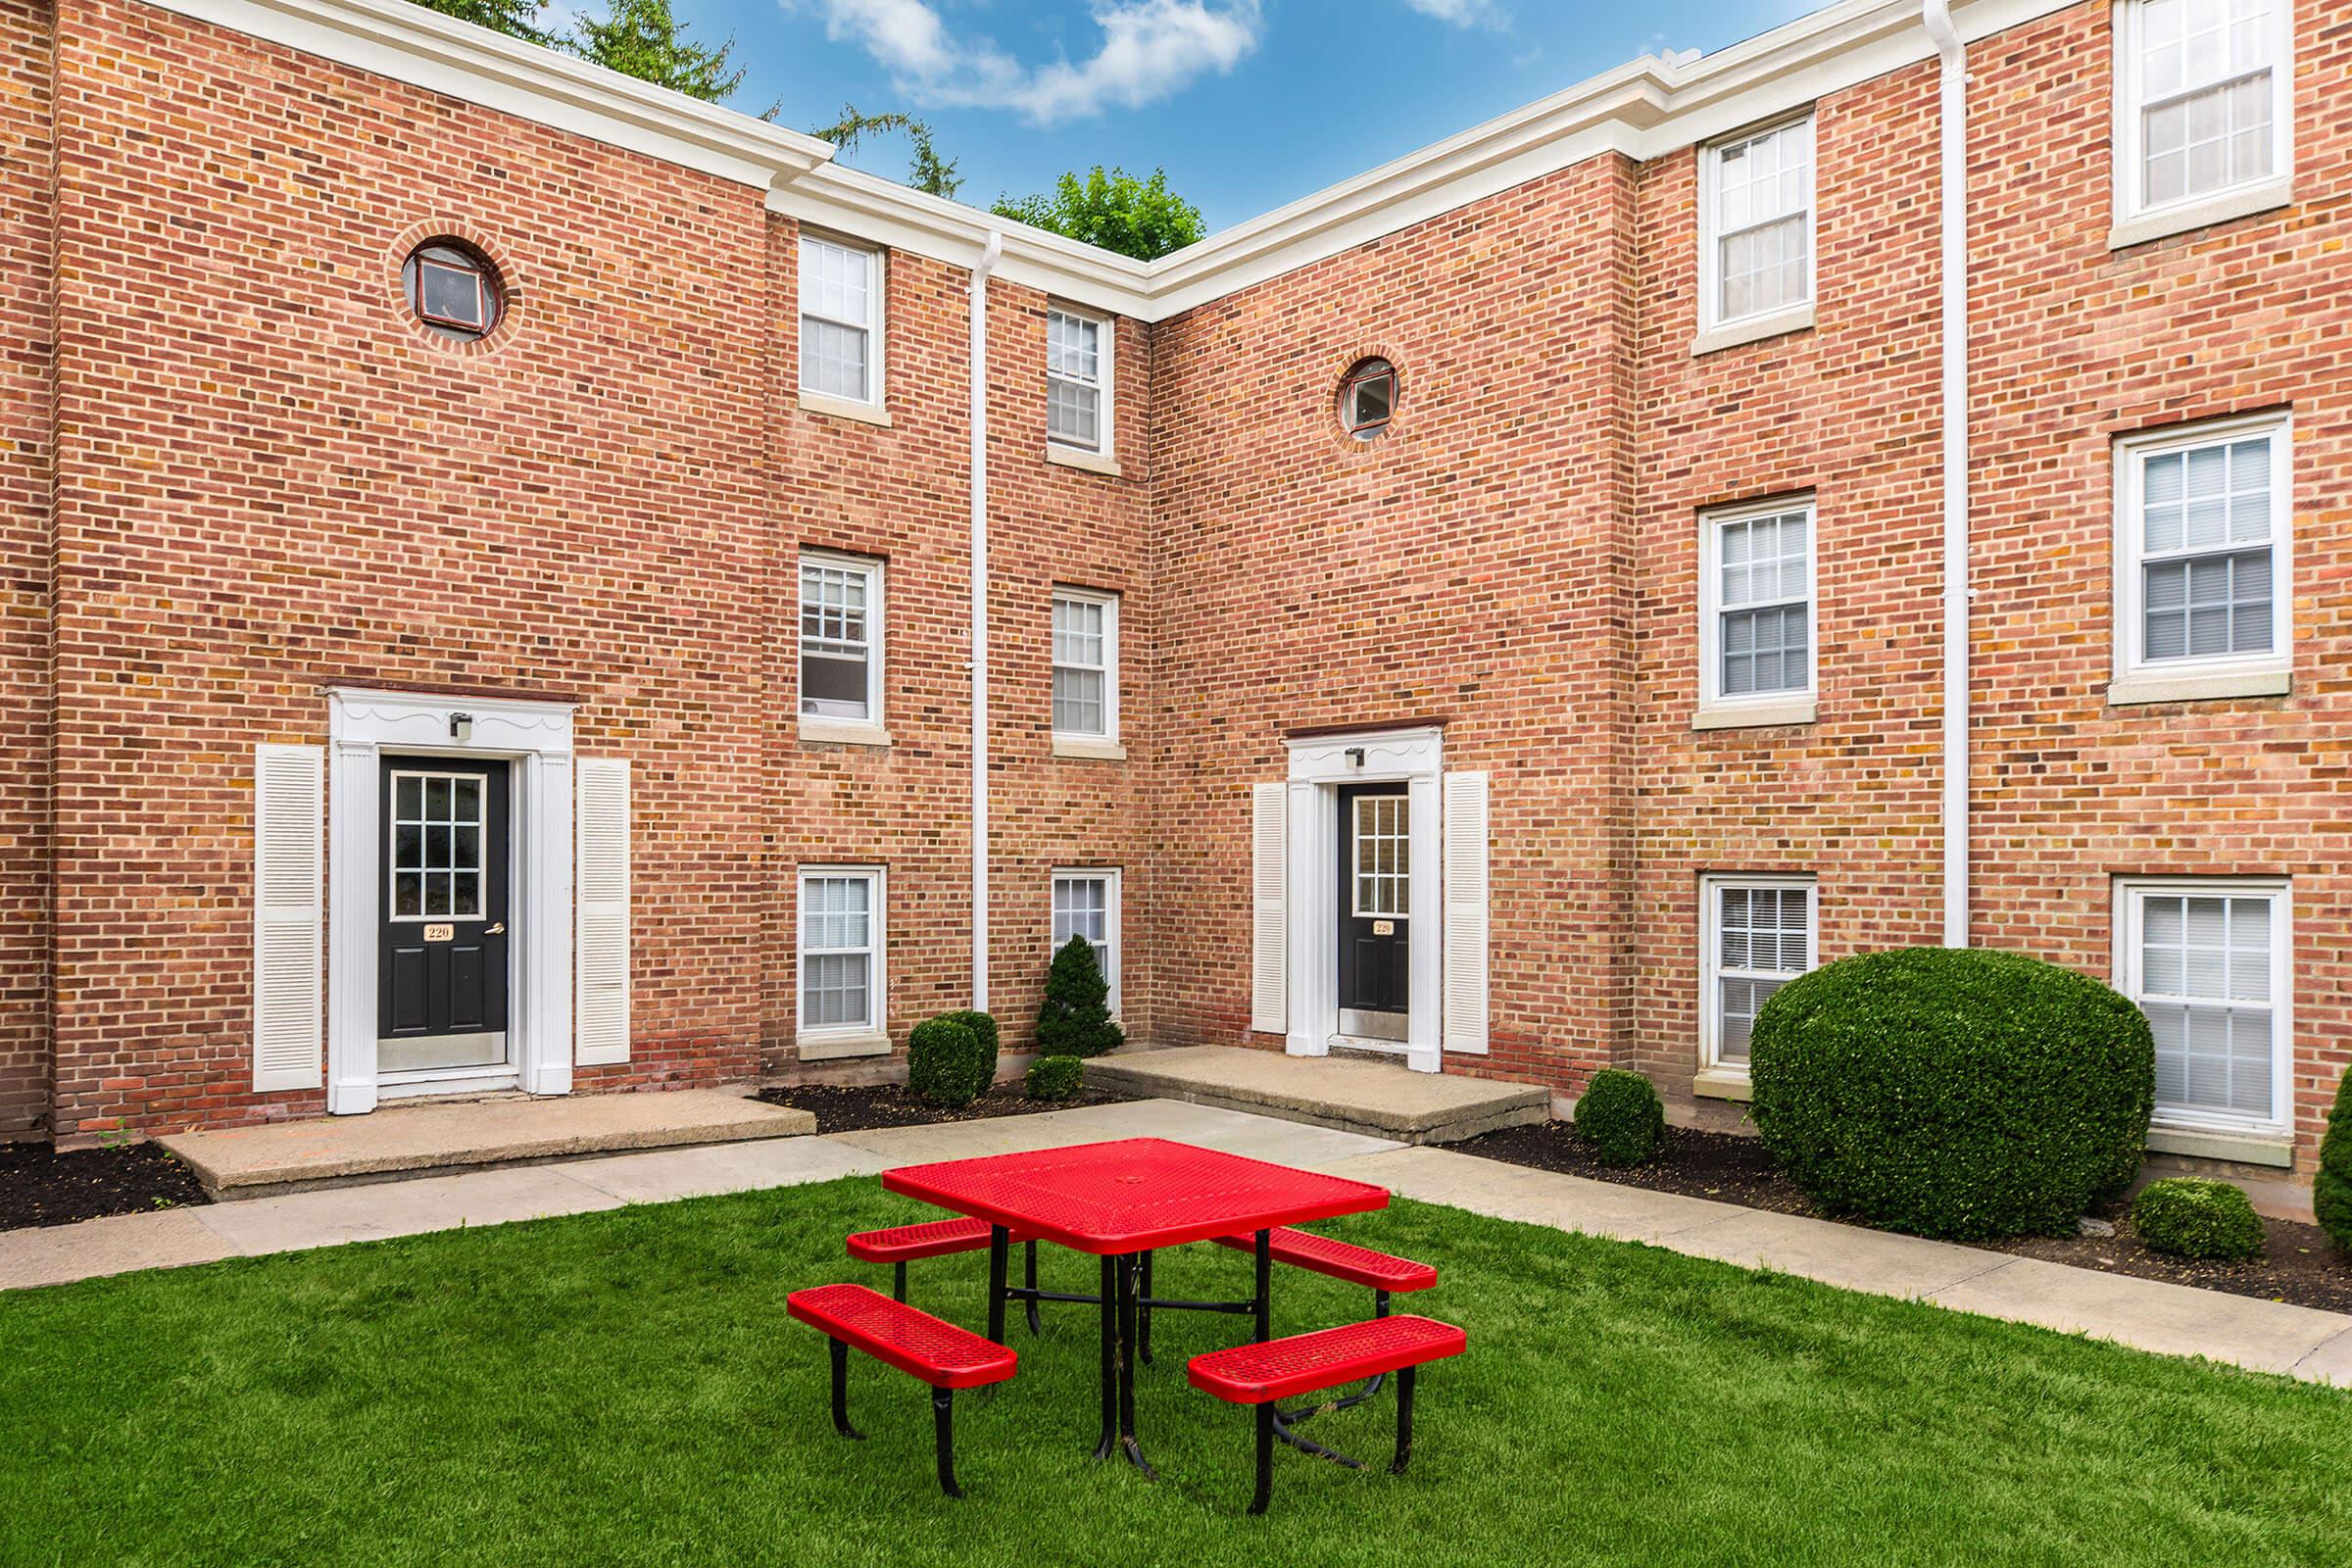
xmin=326 ymin=689 xmax=575 ymax=1114
xmin=1284 ymin=726 xmax=1443 ymax=1074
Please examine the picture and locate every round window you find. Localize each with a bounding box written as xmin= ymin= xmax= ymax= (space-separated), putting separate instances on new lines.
xmin=402 ymin=239 xmax=503 ymax=341
xmin=1339 ymin=358 xmax=1396 ymax=441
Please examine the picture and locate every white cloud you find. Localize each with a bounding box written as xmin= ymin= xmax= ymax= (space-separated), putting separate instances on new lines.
xmin=795 ymin=0 xmax=1264 ymax=125
xmin=1403 ymin=0 xmax=1510 ymax=27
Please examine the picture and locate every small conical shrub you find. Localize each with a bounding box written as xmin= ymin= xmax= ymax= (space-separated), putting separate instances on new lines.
xmin=2318 ymin=1064 xmax=2352 ymax=1251
xmin=1036 ymin=935 xmax=1123 ymax=1059
xmin=1575 ymin=1069 xmax=1665 ymax=1166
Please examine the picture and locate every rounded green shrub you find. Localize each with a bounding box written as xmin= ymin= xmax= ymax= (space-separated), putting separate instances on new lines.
xmin=935 ymin=1008 xmax=1002 ymax=1094
xmin=2316 ymin=1064 xmax=2352 ymax=1252
xmin=1575 ymin=1069 xmax=1665 ymax=1166
xmin=1025 ymin=1054 xmax=1085 ymax=1102
xmin=1748 ymin=947 xmax=2154 ymax=1241
xmin=2131 ymin=1177 xmax=2264 ymax=1261
xmin=1036 ymin=936 xmax=1124 ymax=1059
xmin=906 ymin=1016 xmax=988 ymax=1108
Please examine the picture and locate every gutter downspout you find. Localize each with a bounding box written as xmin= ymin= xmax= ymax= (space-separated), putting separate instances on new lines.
xmin=1924 ymin=0 xmax=1970 ymax=948
xmin=969 ymin=231 xmax=1003 ymax=1008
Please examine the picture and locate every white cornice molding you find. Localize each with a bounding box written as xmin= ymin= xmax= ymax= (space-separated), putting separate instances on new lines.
xmin=138 ymin=0 xmax=2081 ymax=321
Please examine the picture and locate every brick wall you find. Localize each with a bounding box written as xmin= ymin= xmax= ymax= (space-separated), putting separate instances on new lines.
xmin=0 ymin=0 xmax=49 ymax=1137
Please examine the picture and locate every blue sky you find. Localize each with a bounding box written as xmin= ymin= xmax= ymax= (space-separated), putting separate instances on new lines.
xmin=664 ymin=1 xmax=1823 ymax=233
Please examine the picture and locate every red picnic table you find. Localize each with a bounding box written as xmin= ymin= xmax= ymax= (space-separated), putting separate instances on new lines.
xmin=882 ymin=1137 xmax=1393 ymax=1476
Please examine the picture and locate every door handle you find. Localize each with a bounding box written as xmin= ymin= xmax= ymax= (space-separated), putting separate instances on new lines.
xmin=485 ymin=922 xmax=506 ymax=935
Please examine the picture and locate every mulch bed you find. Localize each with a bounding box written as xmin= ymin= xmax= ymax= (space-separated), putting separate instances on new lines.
xmin=1455 ymin=1119 xmax=2352 ymax=1315
xmin=0 ymin=1141 xmax=211 ymax=1233
xmin=755 ymin=1080 xmax=1134 ymax=1134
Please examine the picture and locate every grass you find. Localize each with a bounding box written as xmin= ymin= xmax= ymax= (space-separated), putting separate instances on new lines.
xmin=3 ymin=1178 xmax=2349 ymax=1567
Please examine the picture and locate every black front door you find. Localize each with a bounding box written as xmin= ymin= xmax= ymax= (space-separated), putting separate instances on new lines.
xmin=378 ymin=757 xmax=511 ymax=1074
xmin=1337 ymin=784 xmax=1409 ymax=1042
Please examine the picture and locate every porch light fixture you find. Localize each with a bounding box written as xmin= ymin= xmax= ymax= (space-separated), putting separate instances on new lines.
xmin=449 ymin=712 xmax=473 ymax=744
xmin=1345 ymin=747 xmax=1365 ymax=770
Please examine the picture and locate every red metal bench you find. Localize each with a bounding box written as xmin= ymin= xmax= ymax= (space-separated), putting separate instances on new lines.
xmin=787 ymin=1283 xmax=1017 ymax=1498
xmin=1188 ymin=1314 xmax=1465 ymax=1514
xmin=847 ymin=1217 xmax=1048 ymax=1333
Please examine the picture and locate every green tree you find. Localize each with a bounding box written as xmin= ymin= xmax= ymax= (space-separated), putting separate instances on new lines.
xmin=570 ymin=0 xmax=746 ymax=105
xmin=991 ymin=167 xmax=1204 ymax=261
xmin=1035 ymin=936 xmax=1124 ymax=1058
xmin=406 ymin=0 xmax=557 ymax=48
xmin=808 ymin=104 xmax=963 ymax=200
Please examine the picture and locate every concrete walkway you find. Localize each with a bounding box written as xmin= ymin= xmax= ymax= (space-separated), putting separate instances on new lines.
xmin=1086 ymin=1045 xmax=1548 ymax=1144
xmin=6 ymin=1099 xmax=2347 ymax=1389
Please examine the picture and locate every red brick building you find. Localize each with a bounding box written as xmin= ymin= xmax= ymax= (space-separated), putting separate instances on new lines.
xmin=2 ymin=0 xmax=2342 ymax=1193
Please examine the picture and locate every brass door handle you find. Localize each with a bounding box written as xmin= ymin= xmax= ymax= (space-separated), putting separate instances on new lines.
xmin=485 ymin=922 xmax=506 ymax=935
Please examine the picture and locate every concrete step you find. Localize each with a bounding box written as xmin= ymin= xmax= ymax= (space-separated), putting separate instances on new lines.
xmin=156 ymin=1088 xmax=815 ymax=1199
xmin=1084 ymin=1045 xmax=1548 ymax=1146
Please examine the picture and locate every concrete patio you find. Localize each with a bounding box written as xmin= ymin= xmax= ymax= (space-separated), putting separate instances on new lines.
xmin=9 ymin=1095 xmax=2349 ymax=1389
xmin=1085 ymin=1044 xmax=1549 ymax=1144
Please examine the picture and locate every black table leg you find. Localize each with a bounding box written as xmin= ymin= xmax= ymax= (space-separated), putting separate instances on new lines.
xmin=987 ymin=1225 xmax=1008 ymax=1345
xmin=1253 ymin=1228 xmax=1272 ymax=1343
xmin=1115 ymin=1251 xmax=1156 ymax=1479
xmin=1024 ymin=1242 xmax=1043 ymax=1336
xmin=1138 ymin=1250 xmax=1153 ymax=1365
xmin=1094 ymin=1251 xmax=1116 ymax=1460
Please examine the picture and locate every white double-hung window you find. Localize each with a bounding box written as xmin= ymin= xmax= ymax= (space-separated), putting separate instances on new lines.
xmin=1051 ymin=868 xmax=1122 ymax=1013
xmin=1699 ymin=876 xmax=1816 ymax=1075
xmin=800 ymin=867 xmax=885 ymax=1044
xmin=1052 ymin=587 xmax=1119 ymax=745
xmin=1698 ymin=114 xmax=1815 ymax=342
xmin=1047 ymin=307 xmax=1111 ymax=455
xmin=1697 ymin=497 xmax=1816 ymax=727
xmin=2114 ymin=0 xmax=2292 ymax=240
xmin=2112 ymin=414 xmax=2290 ymax=701
xmin=800 ymin=235 xmax=883 ymax=408
xmin=2116 ymin=878 xmax=2290 ymax=1137
xmin=800 ymin=551 xmax=884 ymax=731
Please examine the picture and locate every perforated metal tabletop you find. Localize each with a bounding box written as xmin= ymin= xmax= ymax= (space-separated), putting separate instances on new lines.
xmin=881 ymin=1137 xmax=1392 ymax=1253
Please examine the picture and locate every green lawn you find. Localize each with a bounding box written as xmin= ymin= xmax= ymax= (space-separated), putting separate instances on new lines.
xmin=4 ymin=1178 xmax=2348 ymax=1567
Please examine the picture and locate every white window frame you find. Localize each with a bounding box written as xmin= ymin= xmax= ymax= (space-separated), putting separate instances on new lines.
xmin=799 ymin=549 xmax=885 ymax=737
xmin=798 ymin=233 xmax=885 ymax=410
xmin=1046 ymin=306 xmax=1114 ymax=459
xmin=798 ymin=864 xmax=887 ymax=1049
xmin=1696 ymin=494 xmax=1817 ymax=726
xmin=1051 ymin=867 xmax=1122 ymax=1016
xmin=2110 ymin=0 xmax=2294 ymax=245
xmin=2114 ymin=875 xmax=2292 ymax=1138
xmin=2111 ymin=413 xmax=2291 ymax=699
xmin=1051 ymin=586 xmax=1120 ymax=744
xmin=1696 ymin=112 xmax=1816 ymax=345
xmin=1697 ymin=874 xmax=1817 ymax=1077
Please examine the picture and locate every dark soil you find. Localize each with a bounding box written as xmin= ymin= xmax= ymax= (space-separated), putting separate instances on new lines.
xmin=755 ymin=1080 xmax=1134 ymax=1134
xmin=0 ymin=1141 xmax=211 ymax=1233
xmin=1456 ymin=1119 xmax=2352 ymax=1315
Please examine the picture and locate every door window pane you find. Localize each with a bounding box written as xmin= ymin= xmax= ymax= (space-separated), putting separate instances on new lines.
xmin=1352 ymin=796 xmax=1409 ymax=918
xmin=389 ymin=770 xmax=486 ymax=921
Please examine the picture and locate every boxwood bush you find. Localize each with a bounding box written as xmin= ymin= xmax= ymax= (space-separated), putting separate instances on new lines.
xmin=906 ymin=1015 xmax=988 ymax=1108
xmin=1575 ymin=1069 xmax=1664 ymax=1166
xmin=1748 ymin=947 xmax=2154 ymax=1241
xmin=2131 ymin=1177 xmax=2264 ymax=1261
xmin=935 ymin=1008 xmax=1001 ymax=1094
xmin=2317 ymin=1064 xmax=2352 ymax=1252
xmin=1025 ymin=1054 xmax=1085 ymax=1103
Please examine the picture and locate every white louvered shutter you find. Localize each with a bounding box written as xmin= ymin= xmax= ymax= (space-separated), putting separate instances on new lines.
xmin=1250 ymin=782 xmax=1287 ymax=1035
xmin=253 ymin=743 xmax=323 ymax=1092
xmin=574 ymin=758 xmax=632 ymax=1065
xmin=1443 ymin=771 xmax=1491 ymax=1054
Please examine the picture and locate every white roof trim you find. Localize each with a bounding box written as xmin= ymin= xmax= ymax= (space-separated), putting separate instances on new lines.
xmin=140 ymin=0 xmax=2079 ymax=321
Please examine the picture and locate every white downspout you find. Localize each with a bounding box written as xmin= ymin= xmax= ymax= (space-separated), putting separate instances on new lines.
xmin=969 ymin=231 xmax=1003 ymax=1008
xmin=1924 ymin=0 xmax=1970 ymax=948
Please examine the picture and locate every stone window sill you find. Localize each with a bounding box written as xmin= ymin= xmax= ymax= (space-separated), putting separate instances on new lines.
xmin=799 ymin=717 xmax=894 ymax=748
xmin=798 ymin=1030 xmax=891 ymax=1062
xmin=1046 ymin=444 xmax=1123 ymax=478
xmin=2108 ymin=179 xmax=2293 ymax=252
xmin=1052 ymin=735 xmax=1128 ymax=761
xmin=2105 ymin=668 xmax=2290 ymax=707
xmin=1692 ymin=697 xmax=1816 ymax=732
xmin=1691 ymin=1066 xmax=1752 ymax=1103
xmin=2146 ymin=1123 xmax=2294 ymax=1169
xmin=1690 ymin=304 xmax=1814 ymax=358
xmin=798 ymin=390 xmax=893 ymax=427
